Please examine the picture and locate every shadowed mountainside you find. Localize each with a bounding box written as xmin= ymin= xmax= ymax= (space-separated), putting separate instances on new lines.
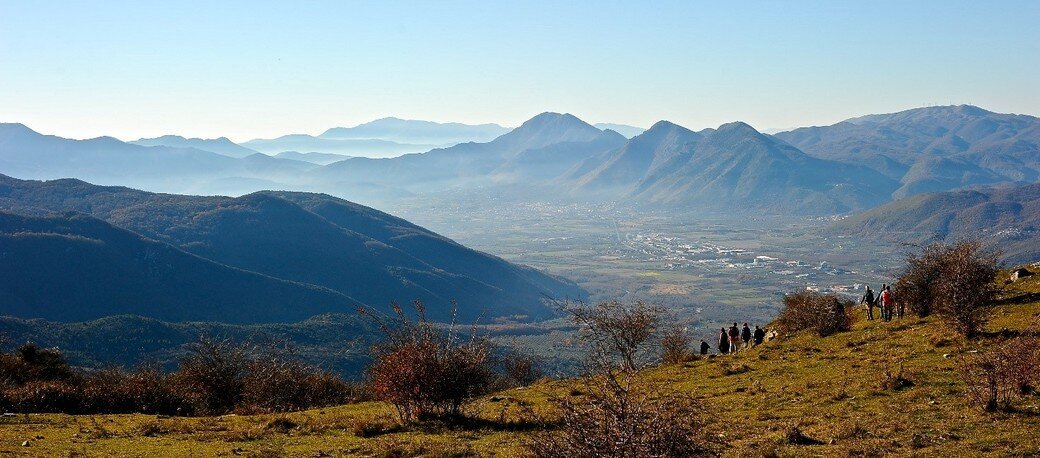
xmin=0 ymin=175 xmax=585 ymax=322
xmin=0 ymin=211 xmax=361 ymax=323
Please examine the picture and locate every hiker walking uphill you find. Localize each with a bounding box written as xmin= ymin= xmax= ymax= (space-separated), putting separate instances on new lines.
xmin=741 ymin=323 xmax=752 ymax=349
xmin=718 ymin=328 xmax=730 ymax=355
xmin=879 ymin=284 xmax=894 ymax=322
xmin=728 ymin=323 xmax=741 ymax=353
xmin=753 ymin=325 xmax=765 ymax=346
xmin=862 ymin=285 xmax=876 ymax=320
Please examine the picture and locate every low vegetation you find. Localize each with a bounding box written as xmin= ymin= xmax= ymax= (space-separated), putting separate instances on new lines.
xmin=775 ymin=290 xmax=853 ymax=336
xmin=0 ymin=338 xmax=360 ymax=416
xmin=895 ymin=240 xmax=1001 ymax=336
xmin=360 ymin=301 xmax=497 ymax=422
xmin=528 ymin=300 xmax=720 ymax=457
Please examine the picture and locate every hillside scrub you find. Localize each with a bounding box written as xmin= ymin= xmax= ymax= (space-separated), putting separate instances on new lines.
xmin=528 ymin=301 xmax=720 ymax=457
xmin=895 ymin=241 xmax=1000 ymax=337
xmin=360 ymin=301 xmax=497 ymax=422
xmin=660 ymin=324 xmax=694 ymax=365
xmin=959 ymin=333 xmax=1040 ymax=412
xmin=0 ymin=340 xmax=357 ymax=416
xmin=776 ymin=291 xmax=853 ymax=337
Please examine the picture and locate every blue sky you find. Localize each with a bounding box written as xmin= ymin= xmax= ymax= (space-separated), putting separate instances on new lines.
xmin=1 ymin=0 xmax=1037 ymax=141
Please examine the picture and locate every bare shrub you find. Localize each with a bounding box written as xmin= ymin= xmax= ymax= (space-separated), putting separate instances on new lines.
xmin=660 ymin=324 xmax=693 ymax=365
xmin=174 ymin=337 xmax=250 ymax=415
xmin=895 ymin=241 xmax=1000 ymax=336
xmin=876 ymin=358 xmax=914 ymax=391
xmin=361 ymin=301 xmax=496 ymax=422
xmin=568 ymin=300 xmax=662 ymax=372
xmin=959 ymin=334 xmax=1040 ymax=411
xmin=776 ymin=291 xmax=853 ymax=337
xmin=527 ymin=301 xmax=720 ymax=457
xmin=0 ymin=338 xmax=353 ymax=415
xmin=0 ymin=343 xmax=78 ymax=386
xmin=498 ymin=349 xmax=544 ymax=388
xmin=240 ymin=345 xmax=355 ymax=413
xmin=528 ymin=375 xmax=718 ymax=457
xmin=3 ymin=381 xmax=83 ymax=413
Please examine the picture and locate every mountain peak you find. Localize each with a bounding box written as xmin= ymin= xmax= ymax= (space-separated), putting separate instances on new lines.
xmin=644 ymin=120 xmax=694 ymax=135
xmin=0 ymin=123 xmax=38 ymax=136
xmin=715 ymin=121 xmax=760 ymax=134
xmin=521 ymin=112 xmax=591 ymax=129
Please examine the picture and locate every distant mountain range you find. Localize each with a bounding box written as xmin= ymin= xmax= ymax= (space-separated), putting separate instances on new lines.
xmin=0 ymin=123 xmax=315 ymax=196
xmin=775 ymin=105 xmax=1040 ymax=199
xmin=309 ymin=112 xmax=627 ymax=193
xmin=131 ymin=135 xmax=262 ymax=158
xmin=274 ymin=151 xmax=354 ymax=165
xmin=242 ymin=134 xmax=434 ymax=158
xmin=566 ymin=120 xmax=898 ymax=213
xmin=829 ymin=182 xmax=1040 ymax=264
xmin=0 ymin=175 xmax=585 ymax=323
xmin=3 ymin=105 xmax=1038 ymax=215
xmin=320 ymin=117 xmax=510 ymax=145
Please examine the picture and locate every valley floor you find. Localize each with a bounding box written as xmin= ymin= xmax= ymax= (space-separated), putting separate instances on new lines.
xmin=4 ymin=271 xmax=1040 ymax=457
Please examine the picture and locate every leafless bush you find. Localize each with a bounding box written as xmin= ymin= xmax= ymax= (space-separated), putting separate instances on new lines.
xmin=527 ymin=301 xmax=720 ymax=457
xmin=361 ymin=301 xmax=496 ymax=422
xmin=241 ymin=349 xmax=355 ymax=413
xmin=174 ymin=337 xmax=250 ymax=415
xmin=0 ymin=338 xmax=356 ymax=415
xmin=895 ymin=241 xmax=1000 ymax=336
xmin=498 ymin=349 xmax=544 ymax=388
xmin=568 ymin=300 xmax=662 ymax=372
xmin=528 ymin=374 xmax=719 ymax=457
xmin=876 ymin=358 xmax=914 ymax=391
xmin=776 ymin=291 xmax=853 ymax=337
xmin=660 ymin=324 xmax=693 ymax=365
xmin=0 ymin=343 xmax=79 ymax=387
xmin=959 ymin=334 xmax=1040 ymax=411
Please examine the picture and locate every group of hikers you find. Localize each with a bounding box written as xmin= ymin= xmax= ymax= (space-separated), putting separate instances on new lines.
xmin=699 ymin=323 xmax=767 ymax=355
xmin=695 ymin=283 xmax=898 ymax=356
xmin=860 ymin=283 xmax=900 ymax=321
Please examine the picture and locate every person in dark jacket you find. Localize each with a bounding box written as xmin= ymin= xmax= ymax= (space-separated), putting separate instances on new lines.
xmin=741 ymin=323 xmax=752 ymax=348
xmin=861 ymin=285 xmax=876 ymax=321
xmin=718 ymin=328 xmax=730 ymax=354
xmin=728 ymin=323 xmax=741 ymax=353
xmin=700 ymin=340 xmax=710 ymax=356
xmin=753 ymin=325 xmax=766 ymax=346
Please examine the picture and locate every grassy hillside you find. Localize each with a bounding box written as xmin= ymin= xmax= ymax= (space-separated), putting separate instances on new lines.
xmin=4 ymin=267 xmax=1040 ymax=456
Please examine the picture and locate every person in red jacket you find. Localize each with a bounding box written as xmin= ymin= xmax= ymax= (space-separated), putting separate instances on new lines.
xmin=879 ymin=284 xmax=894 ymax=322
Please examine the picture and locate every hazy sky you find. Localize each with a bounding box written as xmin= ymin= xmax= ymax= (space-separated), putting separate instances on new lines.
xmin=1 ymin=0 xmax=1038 ymax=141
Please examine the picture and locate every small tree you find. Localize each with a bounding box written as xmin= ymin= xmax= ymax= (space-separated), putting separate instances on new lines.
xmin=528 ymin=301 xmax=720 ymax=457
xmin=568 ymin=300 xmax=662 ymax=372
xmin=894 ymin=244 xmax=946 ymax=317
xmin=776 ymin=291 xmax=852 ymax=337
xmin=361 ymin=301 xmax=496 ymax=422
xmin=896 ymin=241 xmax=1000 ymax=337
xmin=660 ymin=324 xmax=693 ymax=365
xmin=499 ymin=348 xmax=544 ymax=388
